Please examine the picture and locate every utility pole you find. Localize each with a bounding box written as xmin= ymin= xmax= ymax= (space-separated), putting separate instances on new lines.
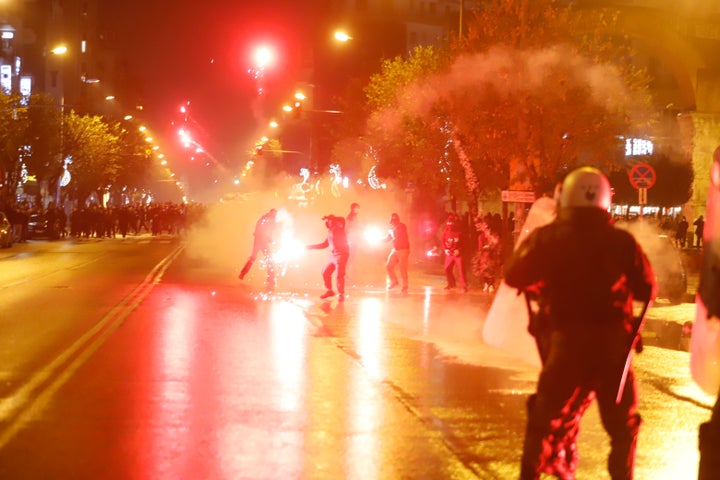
xmin=459 ymin=0 xmax=464 ymax=41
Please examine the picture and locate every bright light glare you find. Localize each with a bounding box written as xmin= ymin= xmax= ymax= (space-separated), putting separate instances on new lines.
xmin=254 ymin=46 xmax=275 ymax=68
xmin=334 ymin=30 xmax=352 ymax=42
xmin=272 ymin=210 xmax=306 ymax=267
xmin=51 ymin=45 xmax=68 ymax=55
xmin=364 ymin=225 xmax=386 ymax=246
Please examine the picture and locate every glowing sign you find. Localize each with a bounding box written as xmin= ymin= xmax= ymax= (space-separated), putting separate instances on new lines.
xmin=0 ymin=65 xmax=11 ymax=93
xmin=625 ymin=138 xmax=654 ymax=156
xmin=19 ymin=76 xmax=31 ymax=97
xmin=59 ymin=170 xmax=71 ymax=187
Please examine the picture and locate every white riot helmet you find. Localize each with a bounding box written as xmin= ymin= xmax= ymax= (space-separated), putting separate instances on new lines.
xmin=559 ymin=167 xmax=612 ymax=210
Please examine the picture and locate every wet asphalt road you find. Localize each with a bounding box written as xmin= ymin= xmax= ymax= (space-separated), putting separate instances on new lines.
xmin=0 ymin=235 xmax=713 ymax=479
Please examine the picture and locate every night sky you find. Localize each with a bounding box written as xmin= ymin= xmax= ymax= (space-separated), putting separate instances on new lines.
xmin=104 ymin=0 xmax=328 ymax=188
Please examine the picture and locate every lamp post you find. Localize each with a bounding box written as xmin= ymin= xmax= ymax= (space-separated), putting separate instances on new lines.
xmin=49 ymin=45 xmax=68 ymax=205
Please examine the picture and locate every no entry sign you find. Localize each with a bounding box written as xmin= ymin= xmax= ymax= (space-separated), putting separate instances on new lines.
xmin=628 ymin=163 xmax=656 ymax=189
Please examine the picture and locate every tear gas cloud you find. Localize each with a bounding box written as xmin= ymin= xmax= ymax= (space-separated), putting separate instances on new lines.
xmin=371 ymin=44 xmax=642 ymax=134
xmin=183 ymin=172 xmax=410 ymax=292
xmin=615 ymin=219 xmax=687 ymax=302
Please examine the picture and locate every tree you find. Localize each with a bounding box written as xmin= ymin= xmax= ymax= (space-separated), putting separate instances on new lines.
xmin=62 ymin=111 xmax=121 ymax=204
xmin=364 ymin=45 xmax=458 ymax=199
xmin=363 ymin=0 xmax=657 ymax=206
xmin=23 ymin=93 xmax=63 ymax=203
xmin=0 ymin=93 xmax=29 ymax=205
xmin=110 ymin=121 xmax=154 ymax=203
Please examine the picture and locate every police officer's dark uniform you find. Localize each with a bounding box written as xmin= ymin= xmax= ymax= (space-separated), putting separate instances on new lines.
xmin=505 ymin=167 xmax=657 ymax=480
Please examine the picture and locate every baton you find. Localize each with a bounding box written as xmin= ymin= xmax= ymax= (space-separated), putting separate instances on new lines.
xmin=615 ymin=300 xmax=651 ymax=404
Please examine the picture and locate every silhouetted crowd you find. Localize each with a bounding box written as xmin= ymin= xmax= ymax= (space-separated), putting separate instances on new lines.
xmin=1 ymin=200 xmax=206 ymax=242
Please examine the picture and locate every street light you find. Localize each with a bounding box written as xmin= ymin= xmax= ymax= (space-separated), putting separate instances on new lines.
xmin=49 ymin=45 xmax=69 ymax=205
xmin=333 ymin=30 xmax=352 ymax=43
xmin=253 ymin=46 xmax=275 ymax=69
xmin=50 ymin=45 xmax=68 ymax=55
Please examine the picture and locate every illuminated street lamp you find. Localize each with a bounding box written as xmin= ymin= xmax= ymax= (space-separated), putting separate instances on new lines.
xmin=333 ymin=30 xmax=352 ymax=42
xmin=50 ymin=45 xmax=68 ymax=55
xmin=253 ymin=46 xmax=275 ymax=69
xmin=49 ymin=44 xmax=70 ymax=204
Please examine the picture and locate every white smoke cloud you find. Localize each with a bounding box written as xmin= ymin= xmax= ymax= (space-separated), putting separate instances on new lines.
xmin=182 ymin=172 xmax=409 ymax=293
xmin=371 ymin=43 xmax=640 ymax=133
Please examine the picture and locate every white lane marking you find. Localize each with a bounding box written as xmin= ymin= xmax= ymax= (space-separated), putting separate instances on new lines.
xmin=0 ymin=244 xmax=184 ymax=448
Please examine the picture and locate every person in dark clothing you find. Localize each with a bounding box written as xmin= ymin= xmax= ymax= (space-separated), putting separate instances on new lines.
xmin=238 ymin=209 xmax=277 ymax=288
xmin=695 ymin=215 xmax=705 ymax=248
xmin=384 ymin=212 xmax=410 ymax=292
xmin=346 ymin=202 xmax=360 ymax=239
xmin=306 ymin=214 xmax=350 ymax=301
xmin=504 ymin=167 xmax=656 ymax=480
xmin=117 ymin=206 xmax=131 ymax=238
xmin=441 ymin=213 xmax=467 ymax=292
xmin=675 ymin=216 xmax=689 ymax=248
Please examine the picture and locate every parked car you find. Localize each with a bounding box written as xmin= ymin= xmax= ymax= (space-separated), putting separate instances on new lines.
xmin=27 ymin=213 xmax=49 ymax=239
xmin=0 ymin=212 xmax=12 ymax=248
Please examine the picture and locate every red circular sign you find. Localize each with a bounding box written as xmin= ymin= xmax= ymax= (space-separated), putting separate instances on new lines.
xmin=628 ymin=163 xmax=656 ymax=189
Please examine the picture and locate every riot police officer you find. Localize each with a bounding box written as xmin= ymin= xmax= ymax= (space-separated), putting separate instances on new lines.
xmin=505 ymin=167 xmax=656 ymax=480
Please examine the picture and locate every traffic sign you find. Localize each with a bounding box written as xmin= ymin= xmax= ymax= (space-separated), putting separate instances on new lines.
xmin=628 ymin=163 xmax=656 ymax=189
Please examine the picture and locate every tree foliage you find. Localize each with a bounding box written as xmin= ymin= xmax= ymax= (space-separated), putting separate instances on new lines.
xmin=112 ymin=121 xmax=154 ymax=197
xmin=24 ymin=93 xmax=62 ymax=193
xmin=63 ymin=111 xmax=122 ymax=204
xmin=0 ymin=94 xmax=29 ymax=203
xmin=363 ymin=0 xmax=657 ymax=205
xmin=0 ymin=91 xmax=159 ymax=207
